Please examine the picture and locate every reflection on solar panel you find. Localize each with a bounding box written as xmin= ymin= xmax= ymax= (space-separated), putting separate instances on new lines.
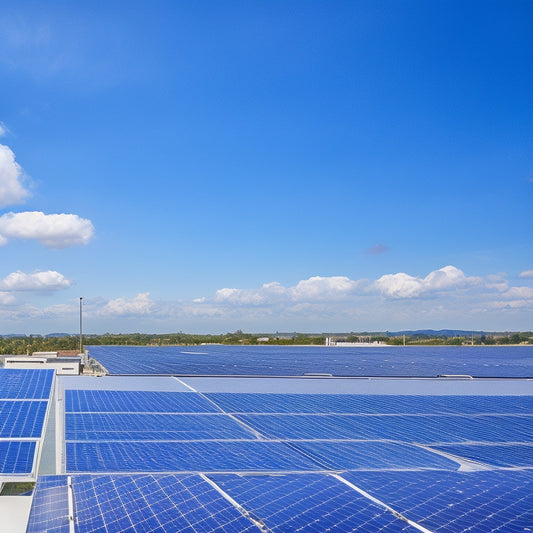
xmin=209 ymin=473 xmax=416 ymax=532
xmin=431 ymin=443 xmax=533 ymax=468
xmin=65 ymin=389 xmax=220 ymax=413
xmin=0 ymin=440 xmax=36 ymax=474
xmin=0 ymin=400 xmax=47 ymax=438
xmin=87 ymin=344 xmax=533 ymax=376
xmin=66 ymin=441 xmax=323 ymax=473
xmin=235 ymin=413 xmax=533 ymax=443
xmin=65 ymin=412 xmax=257 ymax=441
xmin=291 ymin=441 xmax=459 ymax=470
xmin=342 ymin=470 xmax=533 ymax=532
xmin=25 ymin=476 xmax=70 ymax=533
xmin=0 ymin=368 xmax=54 ymax=399
xmin=206 ymin=392 xmax=533 ymax=414
xmin=26 ymin=474 xmax=259 ymax=532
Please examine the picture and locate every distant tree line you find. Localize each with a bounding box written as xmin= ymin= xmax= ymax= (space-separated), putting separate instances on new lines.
xmin=0 ymin=331 xmax=531 ymax=355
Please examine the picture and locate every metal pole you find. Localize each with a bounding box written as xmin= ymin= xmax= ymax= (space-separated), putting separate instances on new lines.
xmin=79 ymin=297 xmax=83 ymax=354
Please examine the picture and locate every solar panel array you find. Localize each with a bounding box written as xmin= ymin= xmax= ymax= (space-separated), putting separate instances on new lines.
xmin=86 ymin=344 xmax=533 ymax=377
xmin=39 ymin=383 xmax=532 ymax=531
xmin=0 ymin=368 xmax=54 ymax=478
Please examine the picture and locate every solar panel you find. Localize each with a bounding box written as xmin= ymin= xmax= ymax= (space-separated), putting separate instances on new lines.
xmin=0 ymin=400 xmax=47 ymax=438
xmin=208 ymin=473 xmax=416 ymax=531
xmin=65 ymin=412 xmax=258 ymax=441
xmin=26 ymin=476 xmax=70 ymax=533
xmin=430 ymin=443 xmax=533 ymax=468
xmin=234 ymin=413 xmax=533 ymax=443
xmin=66 ymin=441 xmax=324 ymax=473
xmin=0 ymin=368 xmax=54 ymax=399
xmin=206 ymin=392 xmax=533 ymax=415
xmin=291 ymin=441 xmax=460 ymax=470
xmin=342 ymin=470 xmax=533 ymax=532
xmin=86 ymin=344 xmax=533 ymax=377
xmin=65 ymin=389 xmax=220 ymax=413
xmin=0 ymin=440 xmax=37 ymax=474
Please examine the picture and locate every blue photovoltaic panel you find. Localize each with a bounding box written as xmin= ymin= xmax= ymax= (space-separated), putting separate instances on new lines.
xmin=66 ymin=441 xmax=323 ymax=473
xmin=26 ymin=474 xmax=260 ymax=533
xmin=86 ymin=344 xmax=533 ymax=377
xmin=342 ymin=470 xmax=533 ymax=533
xmin=235 ymin=413 xmax=533 ymax=443
xmin=209 ymin=473 xmax=416 ymax=532
xmin=0 ymin=368 xmax=54 ymax=399
xmin=431 ymin=443 xmax=533 ymax=468
xmin=0 ymin=440 xmax=36 ymax=474
xmin=70 ymin=474 xmax=259 ymax=532
xmin=0 ymin=400 xmax=47 ymax=438
xmin=292 ymin=441 xmax=459 ymax=470
xmin=26 ymin=476 xmax=70 ymax=533
xmin=65 ymin=389 xmax=220 ymax=413
xmin=207 ymin=392 xmax=533 ymax=415
xmin=65 ymin=412 xmax=257 ymax=441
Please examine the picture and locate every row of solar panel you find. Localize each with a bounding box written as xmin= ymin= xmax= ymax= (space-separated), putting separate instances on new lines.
xmin=0 ymin=369 xmax=54 ymax=477
xmin=65 ymin=440 xmax=533 ymax=472
xmin=27 ymin=471 xmax=533 ymax=533
xmin=0 ymin=368 xmax=55 ymax=399
xmin=86 ymin=344 xmax=533 ymax=377
xmin=65 ymin=389 xmax=533 ymax=414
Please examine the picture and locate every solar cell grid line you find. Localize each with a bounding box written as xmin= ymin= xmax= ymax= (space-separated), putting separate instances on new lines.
xmin=66 ymin=441 xmax=325 ymax=473
xmin=207 ymin=473 xmax=418 ymax=532
xmin=68 ymin=474 xmax=262 ymax=532
xmin=0 ymin=368 xmax=54 ymax=400
xmin=234 ymin=413 xmax=533 ymax=444
xmin=430 ymin=443 xmax=533 ymax=468
xmin=0 ymin=400 xmax=48 ymax=438
xmin=290 ymin=441 xmax=460 ymax=471
xmin=0 ymin=440 xmax=37 ymax=474
xmin=64 ymin=412 xmax=259 ymax=441
xmin=65 ymin=389 xmax=221 ymax=413
xmin=26 ymin=475 xmax=70 ymax=533
xmin=341 ymin=470 xmax=533 ymax=533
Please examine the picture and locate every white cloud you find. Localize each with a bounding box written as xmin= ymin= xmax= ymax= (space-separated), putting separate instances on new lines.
xmin=374 ymin=266 xmax=480 ymax=298
xmin=0 ymin=270 xmax=72 ymax=291
xmin=0 ymin=143 xmax=31 ymax=208
xmin=99 ymin=293 xmax=155 ymax=317
xmin=0 ymin=211 xmax=94 ymax=248
xmin=290 ymin=276 xmax=361 ymax=301
xmin=0 ymin=292 xmax=16 ymax=304
xmin=518 ymin=270 xmax=533 ymax=279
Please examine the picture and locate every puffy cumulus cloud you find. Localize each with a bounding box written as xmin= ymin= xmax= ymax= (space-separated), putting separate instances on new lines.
xmin=290 ymin=276 xmax=362 ymax=301
xmin=0 ymin=143 xmax=31 ymax=208
xmin=0 ymin=211 xmax=94 ymax=248
xmin=0 ymin=292 xmax=16 ymax=304
xmin=0 ymin=270 xmax=72 ymax=291
xmin=99 ymin=293 xmax=155 ymax=317
xmin=519 ymin=270 xmax=533 ymax=279
xmin=374 ymin=266 xmax=480 ymax=298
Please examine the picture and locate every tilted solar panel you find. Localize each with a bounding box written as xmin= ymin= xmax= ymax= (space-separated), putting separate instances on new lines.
xmin=0 ymin=440 xmax=37 ymax=474
xmin=342 ymin=470 xmax=533 ymax=533
xmin=430 ymin=443 xmax=533 ymax=468
xmin=65 ymin=412 xmax=258 ymax=441
xmin=26 ymin=476 xmax=70 ymax=533
xmin=0 ymin=400 xmax=48 ymax=438
xmin=208 ymin=473 xmax=416 ymax=532
xmin=0 ymin=368 xmax=54 ymax=400
xmin=65 ymin=389 xmax=220 ymax=413
xmin=66 ymin=440 xmax=324 ymax=473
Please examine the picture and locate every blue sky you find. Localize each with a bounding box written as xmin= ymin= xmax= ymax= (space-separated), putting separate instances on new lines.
xmin=0 ymin=1 xmax=531 ymax=334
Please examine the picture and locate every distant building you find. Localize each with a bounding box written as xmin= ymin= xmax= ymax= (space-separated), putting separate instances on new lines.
xmin=4 ymin=356 xmax=82 ymax=375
